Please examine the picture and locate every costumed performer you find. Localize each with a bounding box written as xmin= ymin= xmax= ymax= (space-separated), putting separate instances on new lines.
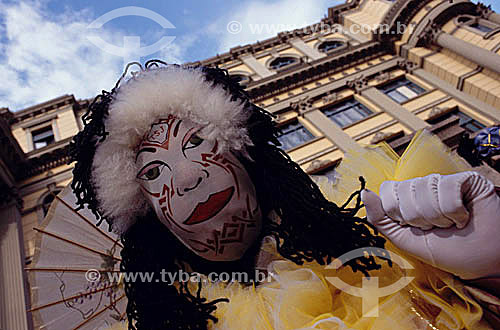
xmin=69 ymin=61 xmax=500 ymax=330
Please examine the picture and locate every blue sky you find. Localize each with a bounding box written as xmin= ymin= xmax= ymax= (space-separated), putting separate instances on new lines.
xmin=1 ymin=0 xmax=499 ymax=111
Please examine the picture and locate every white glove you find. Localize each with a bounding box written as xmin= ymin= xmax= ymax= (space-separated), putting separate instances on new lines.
xmin=361 ymin=171 xmax=500 ymax=280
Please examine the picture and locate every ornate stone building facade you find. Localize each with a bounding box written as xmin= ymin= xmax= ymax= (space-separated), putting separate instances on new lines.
xmin=1 ymin=0 xmax=499 ymax=328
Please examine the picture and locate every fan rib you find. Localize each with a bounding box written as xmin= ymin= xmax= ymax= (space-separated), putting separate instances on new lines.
xmin=55 ymin=194 xmax=124 ymax=248
xmin=33 ymin=228 xmax=122 ymax=262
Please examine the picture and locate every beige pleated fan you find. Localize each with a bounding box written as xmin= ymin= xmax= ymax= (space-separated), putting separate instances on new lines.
xmin=26 ymin=185 xmax=127 ymax=329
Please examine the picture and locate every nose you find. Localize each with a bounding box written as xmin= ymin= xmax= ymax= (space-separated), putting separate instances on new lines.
xmin=174 ymin=164 xmax=209 ymax=196
xmin=177 ymin=176 xmax=202 ymax=196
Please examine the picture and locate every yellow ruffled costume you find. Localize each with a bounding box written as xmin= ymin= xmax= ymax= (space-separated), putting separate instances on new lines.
xmin=111 ymin=131 xmax=494 ymax=330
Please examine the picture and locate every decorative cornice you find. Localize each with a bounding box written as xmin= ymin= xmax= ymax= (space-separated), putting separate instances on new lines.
xmin=413 ymin=1 xmax=477 ymax=48
xmin=346 ymin=75 xmax=368 ymax=94
xmin=397 ymin=59 xmax=419 ymax=73
xmin=19 ymin=143 xmax=71 ymax=180
xmin=321 ymin=91 xmax=339 ymax=104
xmin=375 ymin=0 xmax=435 ymax=43
xmin=247 ymin=41 xmax=383 ymax=101
xmin=374 ymin=71 xmax=393 ymax=84
xmin=419 ymin=22 xmax=441 ymax=47
xmin=11 ymin=95 xmax=76 ymax=125
xmin=290 ymin=96 xmax=315 ymax=116
xmin=328 ymin=0 xmax=362 ymax=23
xmin=476 ymin=2 xmax=493 ymax=19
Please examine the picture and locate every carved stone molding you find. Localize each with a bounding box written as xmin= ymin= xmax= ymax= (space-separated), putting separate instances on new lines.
xmin=419 ymin=22 xmax=441 ymax=47
xmin=321 ymin=91 xmax=339 ymax=104
xmin=375 ymin=71 xmax=393 ymax=84
xmin=476 ymin=2 xmax=493 ymax=19
xmin=397 ymin=59 xmax=419 ymax=74
xmin=306 ymin=159 xmax=332 ymax=173
xmin=427 ymin=106 xmax=449 ymax=119
xmin=370 ymin=131 xmax=404 ymax=144
xmin=290 ymin=96 xmax=315 ymax=115
xmin=371 ymin=131 xmax=391 ymax=144
xmin=346 ymin=75 xmax=368 ymax=94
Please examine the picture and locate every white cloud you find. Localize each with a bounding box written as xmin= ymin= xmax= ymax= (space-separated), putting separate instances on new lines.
xmin=0 ymin=1 xmax=189 ymax=111
xmin=208 ymin=0 xmax=341 ymax=53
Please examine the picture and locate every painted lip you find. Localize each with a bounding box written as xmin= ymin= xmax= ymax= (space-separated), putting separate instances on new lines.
xmin=183 ymin=186 xmax=234 ymax=225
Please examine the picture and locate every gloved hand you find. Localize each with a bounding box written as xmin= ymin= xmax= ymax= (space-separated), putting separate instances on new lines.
xmin=361 ymin=171 xmax=500 ymax=280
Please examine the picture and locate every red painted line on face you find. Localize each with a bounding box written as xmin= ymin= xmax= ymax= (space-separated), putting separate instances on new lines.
xmin=183 ymin=186 xmax=234 ymax=225
xmin=160 ymin=206 xmax=194 ymax=233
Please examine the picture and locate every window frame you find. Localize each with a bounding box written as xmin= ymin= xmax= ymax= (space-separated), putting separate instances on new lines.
xmin=266 ymin=54 xmax=301 ymax=72
xmin=228 ymin=71 xmax=252 ymax=87
xmin=315 ymin=38 xmax=348 ymax=54
xmin=455 ymin=15 xmax=500 ymax=38
xmin=377 ymin=77 xmax=426 ymax=104
xmin=25 ymin=119 xmax=60 ymax=152
xmin=36 ymin=186 xmax=64 ymax=225
xmin=426 ymin=106 xmax=486 ymax=134
xmin=321 ymin=97 xmax=373 ymax=128
xmin=276 ymin=118 xmax=316 ymax=151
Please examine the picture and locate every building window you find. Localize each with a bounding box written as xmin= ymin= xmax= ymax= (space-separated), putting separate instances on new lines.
xmin=32 ymin=125 xmax=55 ymax=149
xmin=230 ymin=74 xmax=251 ymax=87
xmin=41 ymin=193 xmax=56 ymax=217
xmin=457 ymin=16 xmax=472 ymax=24
xmin=322 ymin=99 xmax=372 ymax=128
xmin=378 ymin=78 xmax=425 ymax=103
xmin=277 ymin=120 xmax=314 ymax=150
xmin=269 ymin=56 xmax=299 ymax=70
xmin=470 ymin=22 xmax=493 ymax=33
xmin=38 ymin=188 xmax=62 ymax=224
xmin=456 ymin=16 xmax=498 ymax=36
xmin=428 ymin=109 xmax=485 ymax=133
xmin=318 ymin=40 xmax=344 ymax=53
xmin=453 ymin=110 xmax=485 ymax=133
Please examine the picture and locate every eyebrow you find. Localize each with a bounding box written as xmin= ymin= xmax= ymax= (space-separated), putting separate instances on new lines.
xmin=173 ymin=119 xmax=182 ymax=138
xmin=135 ymin=147 xmax=156 ymax=162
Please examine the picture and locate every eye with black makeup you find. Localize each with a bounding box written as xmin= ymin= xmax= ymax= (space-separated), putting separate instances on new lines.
xmin=136 ymin=160 xmax=170 ymax=181
xmin=182 ymin=133 xmax=204 ymax=154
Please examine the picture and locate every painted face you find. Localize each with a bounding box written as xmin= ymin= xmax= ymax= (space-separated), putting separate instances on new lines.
xmin=135 ymin=116 xmax=262 ymax=261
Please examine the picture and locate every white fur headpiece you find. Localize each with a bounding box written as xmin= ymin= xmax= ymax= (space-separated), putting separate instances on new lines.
xmin=91 ymin=66 xmax=252 ymax=234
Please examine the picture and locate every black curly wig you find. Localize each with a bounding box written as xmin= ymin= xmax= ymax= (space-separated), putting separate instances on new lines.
xmin=69 ymin=60 xmax=386 ymax=329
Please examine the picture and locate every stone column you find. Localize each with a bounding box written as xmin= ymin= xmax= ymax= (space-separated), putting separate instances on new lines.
xmin=0 ymin=202 xmax=30 ymax=330
xmin=240 ymin=54 xmax=273 ymax=78
xmin=434 ymin=32 xmax=500 ymax=75
xmin=361 ymin=87 xmax=430 ymax=131
xmin=413 ymin=68 xmax=500 ymax=121
xmin=288 ymin=38 xmax=325 ymax=61
xmin=303 ymin=109 xmax=364 ymax=153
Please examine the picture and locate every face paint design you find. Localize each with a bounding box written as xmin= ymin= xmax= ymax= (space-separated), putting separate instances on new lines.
xmin=136 ymin=116 xmax=262 ymax=261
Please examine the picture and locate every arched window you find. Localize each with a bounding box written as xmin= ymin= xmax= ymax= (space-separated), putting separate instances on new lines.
xmin=269 ymin=57 xmax=299 ymax=71
xmin=318 ymin=40 xmax=344 ymax=53
xmin=457 ymin=16 xmax=472 ymax=24
xmin=37 ymin=188 xmax=63 ymax=223
xmin=230 ymin=74 xmax=251 ymax=87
